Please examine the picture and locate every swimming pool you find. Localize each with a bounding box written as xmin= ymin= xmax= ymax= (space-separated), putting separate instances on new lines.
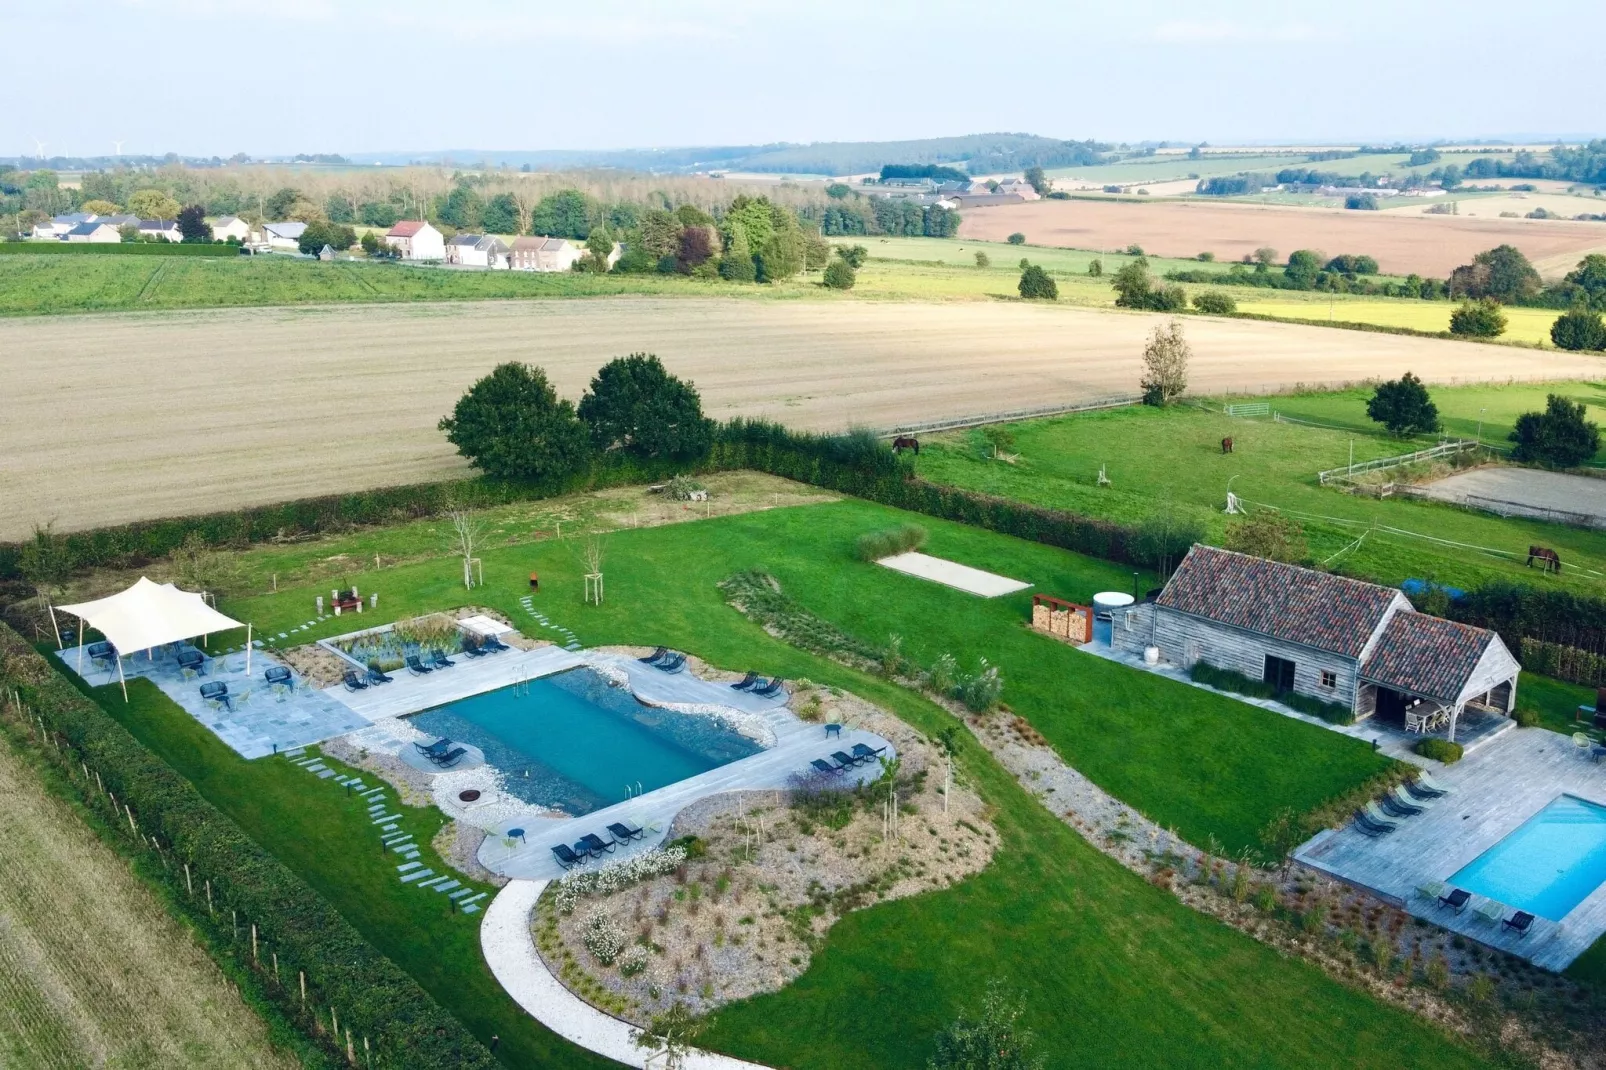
xmin=1449 ymin=794 xmax=1606 ymax=921
xmin=410 ymin=668 xmax=762 ymax=816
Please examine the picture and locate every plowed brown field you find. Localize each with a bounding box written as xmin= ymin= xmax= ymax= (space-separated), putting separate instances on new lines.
xmin=3 ymin=297 xmax=1600 ymax=538
xmin=958 ymin=199 xmax=1606 ymax=277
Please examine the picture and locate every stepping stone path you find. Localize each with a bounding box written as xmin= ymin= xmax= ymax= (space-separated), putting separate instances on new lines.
xmin=519 ymin=597 xmax=583 ymax=651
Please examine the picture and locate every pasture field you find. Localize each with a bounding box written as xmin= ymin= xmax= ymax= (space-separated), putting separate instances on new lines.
xmin=65 ymin=496 xmax=1492 ymax=1069
xmin=1382 ymin=190 xmax=1606 ymax=221
xmin=6 ymin=296 xmax=1600 ymax=539
xmin=957 ymin=197 xmax=1606 ymax=277
xmin=1230 ymin=291 xmax=1565 ymax=345
xmin=911 ymin=402 xmax=1606 ymax=594
xmin=1041 ymin=150 xmax=1485 ymax=188
xmin=0 ymin=727 xmax=297 ymax=1070
xmin=1262 ymin=380 xmax=1606 ymax=449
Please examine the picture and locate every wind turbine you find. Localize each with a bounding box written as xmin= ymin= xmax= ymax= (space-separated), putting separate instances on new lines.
xmin=112 ymin=139 xmax=124 ymax=157
xmin=32 ymin=138 xmax=46 ymax=160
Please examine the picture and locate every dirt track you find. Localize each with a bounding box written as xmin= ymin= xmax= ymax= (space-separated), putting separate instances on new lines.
xmin=2 ymin=296 xmax=1600 ymax=539
xmin=959 ymin=199 xmax=1606 ymax=277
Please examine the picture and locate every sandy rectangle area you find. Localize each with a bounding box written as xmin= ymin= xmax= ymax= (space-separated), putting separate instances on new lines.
xmin=1417 ymin=467 xmax=1606 ymax=527
xmin=877 ymin=552 xmax=1032 ymax=597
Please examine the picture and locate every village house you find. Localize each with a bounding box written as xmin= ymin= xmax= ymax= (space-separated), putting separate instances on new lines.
xmin=383 ymin=219 xmax=446 ymax=261
xmin=210 ymin=215 xmax=252 ymax=242
xmin=35 ymin=212 xmax=96 ymax=239
xmin=508 ymin=235 xmax=584 ymax=272
xmin=97 ymin=214 xmax=140 ymax=229
xmin=62 ymin=221 xmax=121 ymax=243
xmin=262 ymin=221 xmax=306 ymax=250
xmin=137 ymin=219 xmax=183 ymax=243
xmin=445 ymin=233 xmax=511 ymax=269
xmin=1113 ymin=545 xmax=1519 ymax=741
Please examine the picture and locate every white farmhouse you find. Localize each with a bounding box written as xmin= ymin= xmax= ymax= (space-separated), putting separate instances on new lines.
xmin=38 ymin=212 xmax=96 ymax=238
xmin=384 ymin=220 xmax=446 ymax=261
xmin=63 ymin=221 xmax=122 ymax=243
xmin=446 ymin=234 xmax=511 ymax=269
xmin=262 ymin=221 xmax=306 ymax=250
xmin=211 ymin=215 xmax=252 ymax=242
xmin=137 ymin=219 xmax=183 ymax=243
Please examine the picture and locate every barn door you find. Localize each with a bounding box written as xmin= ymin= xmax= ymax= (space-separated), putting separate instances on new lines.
xmin=1263 ymin=655 xmax=1296 ymax=693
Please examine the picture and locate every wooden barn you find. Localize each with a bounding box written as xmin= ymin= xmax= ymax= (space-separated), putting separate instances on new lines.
xmin=1113 ymin=545 xmax=1519 ymax=741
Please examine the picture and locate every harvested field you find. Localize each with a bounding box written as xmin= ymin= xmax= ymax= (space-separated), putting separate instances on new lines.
xmin=0 ymin=730 xmax=295 ymax=1069
xmin=958 ymin=198 xmax=1606 ymax=277
xmin=2 ymin=296 xmax=1601 ymax=539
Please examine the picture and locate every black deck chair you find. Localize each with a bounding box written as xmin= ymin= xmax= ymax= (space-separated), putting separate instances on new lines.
xmin=1438 ymin=887 xmax=1471 ymax=914
xmin=1503 ymin=910 xmax=1536 ymax=937
xmin=832 ymin=750 xmax=865 ymax=769
xmin=850 ymin=743 xmax=887 ymax=763
xmin=551 ymin=843 xmax=585 ymax=870
xmin=431 ymin=747 xmax=468 ymax=768
xmin=731 ymin=672 xmax=759 ymax=691
xmin=482 ymin=633 xmax=511 ymax=652
xmin=579 ymin=832 xmax=617 ymax=856
xmin=430 ymin=648 xmax=456 ymax=669
xmin=811 ymin=758 xmax=845 ymax=777
xmin=1403 ymin=778 xmax=1447 ymax=801
xmin=405 ymin=653 xmax=434 ymax=676
xmin=343 ymin=669 xmax=369 ymax=691
xmin=264 ymin=665 xmax=292 ymax=688
xmin=366 ymin=662 xmax=394 ymax=685
xmin=639 ymin=646 xmax=669 ymax=664
xmin=656 ymin=653 xmax=686 ymax=673
xmin=414 ymin=737 xmax=452 ymax=758
xmin=1352 ymin=809 xmax=1395 ymax=837
xmin=607 ymin=821 xmax=645 ymax=842
xmin=753 ymin=677 xmax=786 ymax=698
xmin=1378 ymin=791 xmax=1423 ymax=819
xmin=199 ymin=681 xmax=232 ymax=711
xmin=460 ymin=635 xmax=487 ymax=658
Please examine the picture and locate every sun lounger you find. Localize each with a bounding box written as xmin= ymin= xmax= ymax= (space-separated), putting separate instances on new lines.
xmin=481 ymin=633 xmax=511 ymax=652
xmin=366 ymin=663 xmax=394 ymax=685
xmin=1438 ymin=887 xmax=1471 ymax=913
xmin=851 ymin=743 xmax=888 ymax=763
xmin=731 ymin=672 xmax=759 ymax=691
xmin=811 ymin=758 xmax=845 ymax=777
xmin=429 ymin=747 xmax=467 ymax=768
xmin=639 ymin=646 xmax=669 ymax=664
xmin=1417 ymin=771 xmax=1455 ymax=796
xmin=460 ymin=636 xmax=487 ymax=658
xmin=1363 ymin=801 xmax=1402 ymax=831
xmin=430 ymin=649 xmax=456 ymax=669
xmin=1417 ymin=880 xmax=1449 ymax=902
xmin=833 ymin=750 xmax=865 ymax=769
xmin=405 ymin=654 xmax=434 ymax=676
xmin=199 ymin=681 xmax=232 ymax=711
xmin=1474 ymin=899 xmax=1506 ymax=924
xmin=343 ymin=670 xmax=369 ymax=691
xmin=551 ymin=843 xmax=585 ymax=869
xmin=415 ymin=737 xmax=452 ymax=758
xmin=264 ymin=665 xmax=292 ymax=687
xmin=607 ymin=822 xmax=645 ymax=842
xmin=753 ymin=677 xmax=786 ymax=698
xmin=1503 ymin=910 xmax=1536 ymax=937
xmin=1353 ymin=809 xmax=1394 ymax=837
xmin=1379 ymin=789 xmax=1424 ymax=818
xmin=656 ymin=653 xmax=686 ymax=673
xmin=579 ymin=832 xmax=616 ymax=857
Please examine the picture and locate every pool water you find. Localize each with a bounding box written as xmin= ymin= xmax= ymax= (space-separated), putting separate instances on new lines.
xmin=410 ymin=668 xmax=761 ymax=816
xmin=1449 ymin=794 xmax=1606 ymax=921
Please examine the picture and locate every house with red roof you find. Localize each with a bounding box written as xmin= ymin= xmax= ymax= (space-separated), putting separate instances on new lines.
xmin=384 ymin=219 xmax=445 ymax=261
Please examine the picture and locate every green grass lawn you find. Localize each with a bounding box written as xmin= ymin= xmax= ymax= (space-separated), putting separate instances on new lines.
xmin=912 ymin=402 xmax=1606 ymax=595
xmin=73 ymin=498 xmax=1495 ymax=1068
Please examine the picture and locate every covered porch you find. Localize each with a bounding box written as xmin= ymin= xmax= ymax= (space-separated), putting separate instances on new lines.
xmin=1356 ymin=678 xmax=1516 ymax=747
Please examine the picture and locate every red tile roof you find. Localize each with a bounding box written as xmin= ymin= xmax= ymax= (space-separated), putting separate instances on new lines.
xmin=1360 ymin=612 xmax=1497 ymax=701
xmin=386 ymin=220 xmax=429 ymax=237
xmin=1157 ymin=545 xmax=1401 ymax=659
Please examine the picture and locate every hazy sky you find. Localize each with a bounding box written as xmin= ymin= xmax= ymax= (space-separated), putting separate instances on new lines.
xmin=9 ymin=0 xmax=1603 ymax=158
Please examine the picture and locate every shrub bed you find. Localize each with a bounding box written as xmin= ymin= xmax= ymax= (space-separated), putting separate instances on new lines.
xmin=1188 ymin=661 xmax=1354 ymax=725
xmin=1414 ymin=738 xmax=1464 ymax=763
xmin=1518 ymin=636 xmax=1606 ymax=688
xmin=853 ymin=523 xmax=927 ymax=562
xmin=0 ymin=622 xmax=496 ymax=1070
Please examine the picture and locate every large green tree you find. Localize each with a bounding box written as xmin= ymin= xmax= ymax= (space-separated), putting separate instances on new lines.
xmin=1283 ymin=249 xmax=1323 ymax=289
xmin=1551 ymin=307 xmax=1606 ymax=351
xmin=438 ymin=363 xmax=591 ymax=481
xmin=176 ymin=204 xmax=210 ymax=243
xmin=637 ymin=209 xmax=683 ymax=260
xmin=1448 ymin=244 xmax=1541 ymax=303
xmin=1448 ymin=299 xmax=1507 ymax=338
xmin=1017 ymin=264 xmax=1057 ymax=299
xmin=576 ymin=353 xmax=714 ymax=460
xmin=128 ymin=188 xmax=182 ymax=220
xmin=480 ymin=193 xmax=519 ymax=234
xmin=263 ymin=186 xmax=302 ymax=220
xmin=530 ymin=189 xmax=596 ymax=238
xmin=1366 ymin=372 xmax=1440 ymax=436
xmin=1510 ymin=394 xmax=1600 ymax=469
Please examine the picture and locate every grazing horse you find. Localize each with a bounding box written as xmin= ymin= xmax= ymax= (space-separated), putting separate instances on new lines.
xmin=1221 ymin=436 xmax=1234 ymax=454
xmin=1528 ymin=545 xmax=1563 ymax=574
xmin=892 ymin=435 xmax=920 ymax=456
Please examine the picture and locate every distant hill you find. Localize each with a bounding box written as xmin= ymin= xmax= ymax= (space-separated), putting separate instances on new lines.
xmin=357 ymin=133 xmax=1109 ymax=176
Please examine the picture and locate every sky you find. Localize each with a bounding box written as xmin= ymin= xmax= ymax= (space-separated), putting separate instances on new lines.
xmin=8 ymin=0 xmax=1604 ymax=159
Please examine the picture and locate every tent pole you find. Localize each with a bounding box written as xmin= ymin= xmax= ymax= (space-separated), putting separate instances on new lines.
xmin=245 ymin=624 xmax=252 ymax=675
xmin=76 ymin=616 xmax=84 ymax=673
xmin=47 ymin=603 xmax=63 ymax=649
xmin=117 ymin=657 xmax=128 ymax=703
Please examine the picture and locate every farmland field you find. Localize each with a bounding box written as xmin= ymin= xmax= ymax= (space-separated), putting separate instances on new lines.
xmin=4 ymin=297 xmax=1600 ymax=539
xmin=0 ymin=727 xmax=296 ymax=1070
xmin=958 ymin=197 xmax=1606 ymax=277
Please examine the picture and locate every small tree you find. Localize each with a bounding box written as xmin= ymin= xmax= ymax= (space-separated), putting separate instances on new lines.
xmin=823 ymin=258 xmax=856 ymax=290
xmin=1111 ymin=258 xmax=1154 ymax=307
xmin=1006 ymin=232 xmax=1025 ymax=245
xmin=445 ymin=508 xmax=486 ymax=589
xmin=973 ymin=250 xmax=990 ymax=268
xmin=176 ymin=204 xmax=210 ymax=243
xmin=1193 ymin=290 xmax=1236 ymax=314
xmin=836 ymin=244 xmax=868 ymax=268
xmin=632 ymin=1002 xmax=703 ymax=1070
xmin=1139 ymin=319 xmax=1190 ymax=406
xmin=1510 ymin=394 xmax=1601 ymax=469
xmin=1017 ymin=264 xmax=1057 ymax=300
xmin=1365 ymin=372 xmax=1440 ymax=436
xmin=1023 ymin=166 xmax=1050 ymax=196
xmin=577 ymin=353 xmax=714 ymax=460
xmin=1086 ymin=257 xmax=1102 ymax=277
xmin=1551 ymin=308 xmax=1606 ymax=351
xmin=1224 ymin=511 xmax=1308 ymax=563
xmin=1449 ymin=299 xmax=1507 ymax=338
xmin=438 ymin=362 xmax=591 ymax=481
xmin=18 ymin=522 xmax=71 ymax=608
xmin=928 ymin=980 xmax=1044 ymax=1070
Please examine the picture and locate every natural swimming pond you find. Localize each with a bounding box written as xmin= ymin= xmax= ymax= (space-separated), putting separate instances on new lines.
xmin=410 ymin=667 xmax=763 ymax=816
xmin=1450 ymin=794 xmax=1606 ymax=921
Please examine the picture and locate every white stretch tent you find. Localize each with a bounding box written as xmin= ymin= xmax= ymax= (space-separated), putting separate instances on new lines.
xmin=56 ymin=577 xmax=248 ymax=700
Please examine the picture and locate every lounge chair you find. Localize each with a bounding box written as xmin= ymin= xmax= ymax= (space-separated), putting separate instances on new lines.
xmin=366 ymin=662 xmax=394 ymax=685
xmin=429 ymin=747 xmax=467 ymax=768
xmin=753 ymin=677 xmax=786 ymax=698
xmin=639 ymin=646 xmax=669 ymax=665
xmin=460 ymin=636 xmax=487 ymax=658
xmin=1363 ymin=801 xmax=1402 ymax=832
xmin=1503 ymin=910 xmax=1536 ymax=937
xmin=811 ymin=758 xmax=845 ymax=777
xmin=481 ymin=633 xmax=511 ymax=653
xmin=1474 ymin=899 xmax=1506 ymax=924
xmin=1379 ymin=789 xmax=1424 ymax=818
xmin=551 ymin=843 xmax=586 ymax=870
xmin=607 ymin=821 xmax=645 ymax=842
xmin=579 ymin=832 xmax=616 ymax=856
xmin=177 ymin=648 xmax=207 ymax=676
xmin=833 ymin=750 xmax=865 ymax=769
xmin=656 ymin=653 xmax=686 ymax=673
xmin=851 ymin=743 xmax=888 ymax=763
xmin=1353 ymin=809 xmax=1395 ymax=837
xmin=430 ymin=649 xmax=456 ymax=670
xmin=1438 ymin=887 xmax=1471 ymax=914
xmin=405 ymin=654 xmax=434 ymax=676
xmin=264 ymin=665 xmax=292 ymax=688
xmin=343 ymin=669 xmax=369 ymax=691
xmin=199 ymin=681 xmax=232 ymax=711
xmin=731 ymin=672 xmax=759 ymax=691
xmin=1417 ymin=880 xmax=1449 ymax=902
xmin=414 ymin=737 xmax=452 ymax=758
xmin=1417 ymin=771 xmax=1456 ymax=796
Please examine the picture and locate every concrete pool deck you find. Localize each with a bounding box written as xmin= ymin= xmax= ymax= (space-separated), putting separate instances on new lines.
xmin=1294 ymin=727 xmax=1606 ymax=970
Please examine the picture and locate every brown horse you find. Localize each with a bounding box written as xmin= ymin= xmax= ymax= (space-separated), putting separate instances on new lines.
xmin=892 ymin=436 xmax=920 ymax=456
xmin=1221 ymin=436 xmax=1234 ymax=454
xmin=1528 ymin=545 xmax=1562 ymax=574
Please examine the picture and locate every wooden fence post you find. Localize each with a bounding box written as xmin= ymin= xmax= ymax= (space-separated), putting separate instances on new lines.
xmin=299 ymin=970 xmax=306 ymax=1005
xmin=184 ymin=863 xmax=193 ymax=897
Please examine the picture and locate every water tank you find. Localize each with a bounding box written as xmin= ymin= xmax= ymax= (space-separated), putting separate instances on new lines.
xmin=1092 ymin=591 xmax=1135 ymax=621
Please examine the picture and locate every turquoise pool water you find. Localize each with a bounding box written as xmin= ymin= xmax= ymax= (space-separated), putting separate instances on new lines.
xmin=1449 ymin=794 xmax=1606 ymax=921
xmin=410 ymin=668 xmax=761 ymax=816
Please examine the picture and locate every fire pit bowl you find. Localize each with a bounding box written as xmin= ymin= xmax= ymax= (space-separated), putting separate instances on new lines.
xmin=458 ymin=789 xmax=482 ymax=803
